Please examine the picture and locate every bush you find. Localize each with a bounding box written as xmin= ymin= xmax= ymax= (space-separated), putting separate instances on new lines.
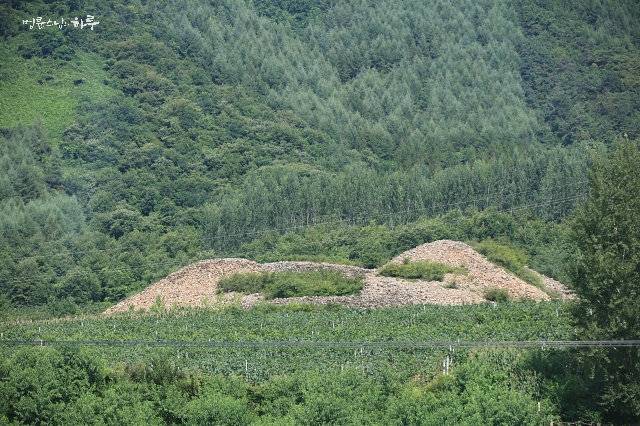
xmin=378 ymin=260 xmax=466 ymax=281
xmin=484 ymin=286 xmax=511 ymax=302
xmin=474 ymin=238 xmax=526 ymax=271
xmin=217 ymin=270 xmax=364 ymax=299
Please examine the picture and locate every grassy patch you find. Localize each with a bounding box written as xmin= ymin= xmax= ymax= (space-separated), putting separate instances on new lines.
xmin=377 ymin=260 xmax=467 ymax=281
xmin=0 ymin=41 xmax=115 ymax=141
xmin=217 ymin=270 xmax=365 ymax=299
xmin=471 ymin=238 xmax=544 ymax=290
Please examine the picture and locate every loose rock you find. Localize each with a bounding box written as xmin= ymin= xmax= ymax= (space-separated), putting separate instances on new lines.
xmin=104 ymin=240 xmax=574 ymax=314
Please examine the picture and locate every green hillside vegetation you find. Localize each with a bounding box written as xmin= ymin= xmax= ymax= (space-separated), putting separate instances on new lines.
xmin=378 ymin=259 xmax=466 ymax=281
xmin=0 ymin=44 xmax=116 ymax=142
xmin=1 ymin=0 xmax=640 ymax=422
xmin=217 ymin=270 xmax=365 ymax=299
xmin=472 ymin=238 xmax=544 ymax=290
xmin=0 ymin=301 xmax=611 ymax=424
xmin=8 ymin=0 xmax=633 ymax=311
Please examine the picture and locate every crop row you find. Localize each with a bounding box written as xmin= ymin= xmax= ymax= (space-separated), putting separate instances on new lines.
xmin=0 ymin=301 xmax=573 ymax=380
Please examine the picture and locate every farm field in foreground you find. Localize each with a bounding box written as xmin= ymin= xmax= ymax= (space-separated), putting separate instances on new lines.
xmin=1 ymin=301 xmax=572 ymax=380
xmin=0 ymin=301 xmax=592 ymax=425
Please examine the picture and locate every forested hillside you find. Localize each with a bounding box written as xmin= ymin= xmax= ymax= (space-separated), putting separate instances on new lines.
xmin=0 ymin=0 xmax=638 ymax=313
xmin=2 ymin=1 xmax=640 ymax=423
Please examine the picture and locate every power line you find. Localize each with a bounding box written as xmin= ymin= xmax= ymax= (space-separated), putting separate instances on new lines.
xmin=0 ymin=193 xmax=585 ymax=287
xmin=0 ymin=179 xmax=587 ymax=263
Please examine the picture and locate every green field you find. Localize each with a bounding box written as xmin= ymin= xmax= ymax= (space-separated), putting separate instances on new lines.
xmin=0 ymin=301 xmax=609 ymax=425
xmin=0 ymin=301 xmax=572 ymax=379
xmin=0 ymin=40 xmax=115 ymax=142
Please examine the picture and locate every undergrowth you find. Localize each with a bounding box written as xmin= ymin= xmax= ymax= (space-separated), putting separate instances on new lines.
xmin=471 ymin=238 xmax=546 ymax=291
xmin=483 ymin=286 xmax=511 ymax=302
xmin=377 ymin=260 xmax=467 ymax=281
xmin=217 ymin=270 xmax=365 ymax=299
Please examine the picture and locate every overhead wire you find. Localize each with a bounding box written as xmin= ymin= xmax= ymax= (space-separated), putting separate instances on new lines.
xmin=1 ymin=179 xmax=588 ymax=264
xmin=0 ymin=192 xmax=586 ymax=286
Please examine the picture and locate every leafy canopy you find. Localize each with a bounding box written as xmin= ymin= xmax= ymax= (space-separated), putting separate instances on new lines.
xmin=569 ymin=137 xmax=640 ymax=340
xmin=568 ymin=137 xmax=640 ymax=419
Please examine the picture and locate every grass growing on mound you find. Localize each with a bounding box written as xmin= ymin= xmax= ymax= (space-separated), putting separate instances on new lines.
xmin=471 ymin=238 xmax=545 ymax=290
xmin=377 ymin=260 xmax=467 ymax=281
xmin=217 ymin=270 xmax=365 ymax=299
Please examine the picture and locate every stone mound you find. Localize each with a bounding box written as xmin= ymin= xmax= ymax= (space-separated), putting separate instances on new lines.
xmin=104 ymin=240 xmax=573 ymax=314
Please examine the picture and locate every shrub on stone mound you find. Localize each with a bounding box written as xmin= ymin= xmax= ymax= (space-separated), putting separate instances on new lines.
xmin=483 ymin=286 xmax=511 ymax=302
xmin=217 ymin=270 xmax=365 ymax=299
xmin=378 ymin=260 xmax=466 ymax=281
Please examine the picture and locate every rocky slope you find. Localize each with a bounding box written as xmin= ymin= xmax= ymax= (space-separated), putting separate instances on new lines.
xmin=104 ymin=240 xmax=573 ymax=314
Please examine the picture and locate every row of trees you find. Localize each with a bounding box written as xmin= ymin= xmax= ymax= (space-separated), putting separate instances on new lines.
xmin=8 ymin=0 xmax=636 ymax=169
xmin=0 ymin=345 xmax=560 ymax=425
xmin=0 ymin=120 xmax=587 ymax=309
xmin=202 ymin=144 xmax=587 ymax=253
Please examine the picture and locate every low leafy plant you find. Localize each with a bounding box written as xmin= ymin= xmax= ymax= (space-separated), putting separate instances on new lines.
xmin=378 ymin=260 xmax=467 ymax=281
xmin=217 ymin=270 xmax=365 ymax=299
xmin=483 ymin=286 xmax=511 ymax=302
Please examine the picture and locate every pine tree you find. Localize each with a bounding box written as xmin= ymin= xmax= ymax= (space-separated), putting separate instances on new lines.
xmin=568 ymin=136 xmax=640 ymax=420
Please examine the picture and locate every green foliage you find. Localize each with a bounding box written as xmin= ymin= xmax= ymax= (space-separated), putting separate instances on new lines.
xmin=1 ymin=301 xmax=573 ymax=369
xmin=475 ymin=238 xmax=527 ymax=271
xmin=522 ymin=349 xmax=606 ymax=424
xmin=483 ymin=287 xmax=511 ymax=303
xmin=567 ymin=137 xmax=640 ymax=420
xmin=378 ymin=260 xmax=466 ymax=281
xmin=473 ymin=238 xmax=544 ymax=290
xmin=569 ymin=138 xmax=640 ymax=339
xmin=184 ymin=392 xmax=257 ymax=426
xmin=0 ymin=294 xmax=11 ymax=320
xmin=20 ymin=30 xmax=75 ymax=60
xmin=0 ymin=45 xmax=115 ymax=142
xmin=0 ymin=344 xmax=563 ymax=425
xmin=254 ymin=0 xmax=330 ymax=33
xmin=124 ymin=355 xmax=186 ymax=386
xmin=240 ymin=209 xmax=570 ymax=288
xmin=514 ymin=0 xmax=640 ymax=145
xmin=218 ymin=270 xmax=365 ymax=299
xmin=0 ymin=301 xmax=579 ymax=423
xmin=385 ymin=351 xmax=557 ymax=425
xmin=0 ymin=346 xmax=105 ymax=425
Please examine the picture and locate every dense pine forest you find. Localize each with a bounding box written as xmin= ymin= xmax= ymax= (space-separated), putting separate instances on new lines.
xmin=1 ymin=0 xmax=639 ymax=423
